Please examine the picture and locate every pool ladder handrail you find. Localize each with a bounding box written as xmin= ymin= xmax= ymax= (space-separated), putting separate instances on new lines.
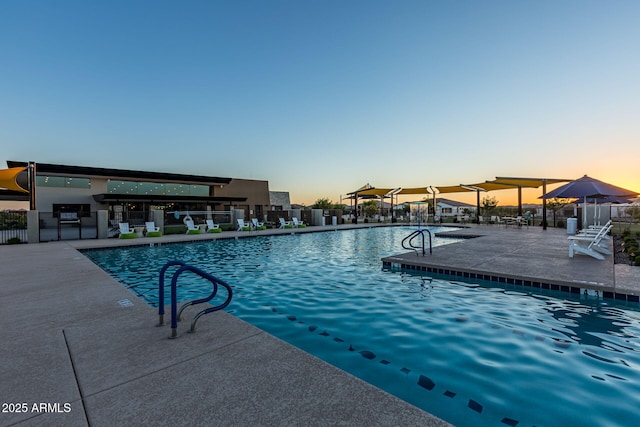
xmin=402 ymin=229 xmax=432 ymax=256
xmin=157 ymin=260 xmax=233 ymax=338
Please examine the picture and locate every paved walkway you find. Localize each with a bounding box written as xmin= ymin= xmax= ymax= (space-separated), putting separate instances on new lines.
xmin=2 ymin=222 xmax=638 ymax=426
xmin=0 ymin=224 xmax=448 ymax=427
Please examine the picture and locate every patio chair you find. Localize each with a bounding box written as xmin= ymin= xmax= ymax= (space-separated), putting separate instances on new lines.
xmin=490 ymin=216 xmax=504 ymax=226
xmin=145 ymin=221 xmax=162 ymax=237
xmin=517 ymin=216 xmax=529 ymax=228
xmin=292 ymin=217 xmax=306 ymax=228
xmin=568 ymin=225 xmax=612 ymax=260
xmin=237 ymin=219 xmax=251 ymax=231
xmin=206 ymin=219 xmax=222 ymax=233
xmin=185 ymin=220 xmax=201 ymax=234
xmin=118 ymin=223 xmax=137 ymax=239
xmin=251 ymin=218 xmax=266 ymax=230
xmin=504 ymin=217 xmax=518 ymax=227
xmin=279 ymin=218 xmax=293 ymax=229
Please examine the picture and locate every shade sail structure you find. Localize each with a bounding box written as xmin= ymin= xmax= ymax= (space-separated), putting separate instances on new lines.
xmin=397 ymin=187 xmax=433 ymax=195
xmin=0 ymin=167 xmax=28 ymax=193
xmin=541 ymin=175 xmax=638 ymax=199
xmin=356 ymin=188 xmax=395 ymax=197
xmin=434 ymin=185 xmax=477 ymax=194
xmin=492 ymin=177 xmax=570 ymax=188
xmin=347 ymin=183 xmax=373 ymax=195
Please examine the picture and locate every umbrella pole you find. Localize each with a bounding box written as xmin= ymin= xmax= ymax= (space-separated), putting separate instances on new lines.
xmin=542 ymin=180 xmax=547 ymax=230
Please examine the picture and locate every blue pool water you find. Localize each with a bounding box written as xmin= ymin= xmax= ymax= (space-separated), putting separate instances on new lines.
xmin=83 ymin=227 xmax=640 ymax=427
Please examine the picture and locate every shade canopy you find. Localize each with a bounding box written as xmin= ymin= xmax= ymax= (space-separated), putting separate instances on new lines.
xmin=347 ymin=183 xmax=373 ymax=194
xmin=397 ymin=187 xmax=432 ymax=195
xmin=434 ymin=185 xmax=477 ymax=194
xmin=492 ymin=177 xmax=570 ymax=188
xmin=356 ymin=188 xmax=395 ymax=197
xmin=541 ymin=175 xmax=638 ymax=199
xmin=0 ymin=167 xmax=28 ymax=193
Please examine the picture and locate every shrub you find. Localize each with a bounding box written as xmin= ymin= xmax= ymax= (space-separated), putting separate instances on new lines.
xmin=635 ymin=255 xmax=640 ymax=266
xmin=556 ymin=220 xmax=565 ymax=228
xmin=7 ymin=237 xmax=21 ymax=244
xmin=164 ymin=225 xmax=187 ymax=235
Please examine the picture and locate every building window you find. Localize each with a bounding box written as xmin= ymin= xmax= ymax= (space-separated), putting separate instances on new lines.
xmin=107 ymin=180 xmax=209 ymax=196
xmin=37 ymin=176 xmax=91 ymax=188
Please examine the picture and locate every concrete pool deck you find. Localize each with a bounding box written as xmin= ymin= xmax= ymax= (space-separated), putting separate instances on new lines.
xmin=1 ymin=223 xmax=638 ymax=426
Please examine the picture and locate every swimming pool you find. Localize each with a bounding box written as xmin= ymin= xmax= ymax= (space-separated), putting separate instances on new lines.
xmin=83 ymin=227 xmax=640 ymax=427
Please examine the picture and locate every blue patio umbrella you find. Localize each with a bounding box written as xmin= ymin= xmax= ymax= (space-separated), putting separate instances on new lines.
xmin=580 ymin=196 xmax=633 ymax=204
xmin=541 ymin=175 xmax=638 ymax=226
xmin=577 ymin=196 xmax=633 ymax=225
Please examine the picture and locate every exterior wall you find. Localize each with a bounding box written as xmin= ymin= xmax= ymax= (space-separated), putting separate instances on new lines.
xmin=216 ymin=178 xmax=270 ymax=217
xmin=32 ymin=173 xmax=271 ymax=220
xmin=35 ymin=181 xmax=109 ymax=213
xmin=269 ymin=191 xmax=291 ymax=210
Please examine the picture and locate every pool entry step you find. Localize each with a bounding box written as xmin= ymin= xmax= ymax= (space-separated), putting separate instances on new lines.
xmin=156 ymin=260 xmax=233 ymax=338
xmin=402 ymin=228 xmax=432 ymax=256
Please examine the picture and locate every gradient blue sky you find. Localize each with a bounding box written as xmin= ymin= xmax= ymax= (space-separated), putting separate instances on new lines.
xmin=1 ymin=0 xmax=638 ymax=206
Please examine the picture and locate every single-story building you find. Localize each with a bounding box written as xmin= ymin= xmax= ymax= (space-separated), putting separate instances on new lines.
xmin=1 ymin=160 xmax=275 ymax=240
xmin=435 ymin=197 xmax=476 ymax=220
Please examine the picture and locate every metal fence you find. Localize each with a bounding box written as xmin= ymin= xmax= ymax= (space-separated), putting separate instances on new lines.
xmin=39 ymin=211 xmax=98 ymax=242
xmin=0 ymin=211 xmax=28 ymax=244
xmin=164 ymin=210 xmax=232 ymax=228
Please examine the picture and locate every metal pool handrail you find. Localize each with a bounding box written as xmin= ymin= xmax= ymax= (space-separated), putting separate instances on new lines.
xmin=157 ymin=260 xmax=233 ymax=338
xmin=402 ymin=229 xmax=432 ymax=256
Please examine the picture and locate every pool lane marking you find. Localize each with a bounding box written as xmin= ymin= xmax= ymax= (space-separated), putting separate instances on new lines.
xmin=272 ymin=305 xmax=525 ymax=426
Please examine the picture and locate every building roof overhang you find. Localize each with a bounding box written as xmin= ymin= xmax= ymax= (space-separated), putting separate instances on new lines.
xmin=0 ymin=189 xmax=29 ymax=201
xmin=92 ymin=194 xmax=246 ymax=204
xmin=7 ymin=161 xmax=232 ymax=186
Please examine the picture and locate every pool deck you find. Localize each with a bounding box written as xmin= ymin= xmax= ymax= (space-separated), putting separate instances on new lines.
xmin=1 ymin=223 xmax=638 ymax=426
xmin=383 ymin=223 xmax=639 ymax=301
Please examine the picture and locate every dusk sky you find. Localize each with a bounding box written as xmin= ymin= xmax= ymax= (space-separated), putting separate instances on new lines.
xmin=1 ymin=0 xmax=638 ymax=206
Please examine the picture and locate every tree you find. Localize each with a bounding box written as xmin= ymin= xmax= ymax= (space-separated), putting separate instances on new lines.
xmin=546 ymin=198 xmax=571 ymax=227
xmin=481 ymin=196 xmax=498 ymax=219
xmin=625 ymin=203 xmax=640 ymax=221
xmin=312 ymin=198 xmax=333 ymax=209
xmin=362 ymin=200 xmax=378 ymax=219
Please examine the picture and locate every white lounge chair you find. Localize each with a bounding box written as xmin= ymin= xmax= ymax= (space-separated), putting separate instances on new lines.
xmin=237 ymin=219 xmax=251 ymax=231
xmin=251 ymin=218 xmax=266 ymax=230
xmin=580 ymin=220 xmax=612 ymax=239
xmin=119 ymin=223 xmax=137 ymax=239
xmin=577 ymin=227 xmax=611 ymax=240
xmin=145 ymin=221 xmax=162 ymax=237
xmin=185 ymin=220 xmax=201 ymax=234
xmin=206 ymin=219 xmax=222 ymax=233
xmin=279 ymin=217 xmax=293 ymax=229
xmin=568 ymin=224 xmax=612 ymax=260
xmin=292 ymin=217 xmax=306 ymax=228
